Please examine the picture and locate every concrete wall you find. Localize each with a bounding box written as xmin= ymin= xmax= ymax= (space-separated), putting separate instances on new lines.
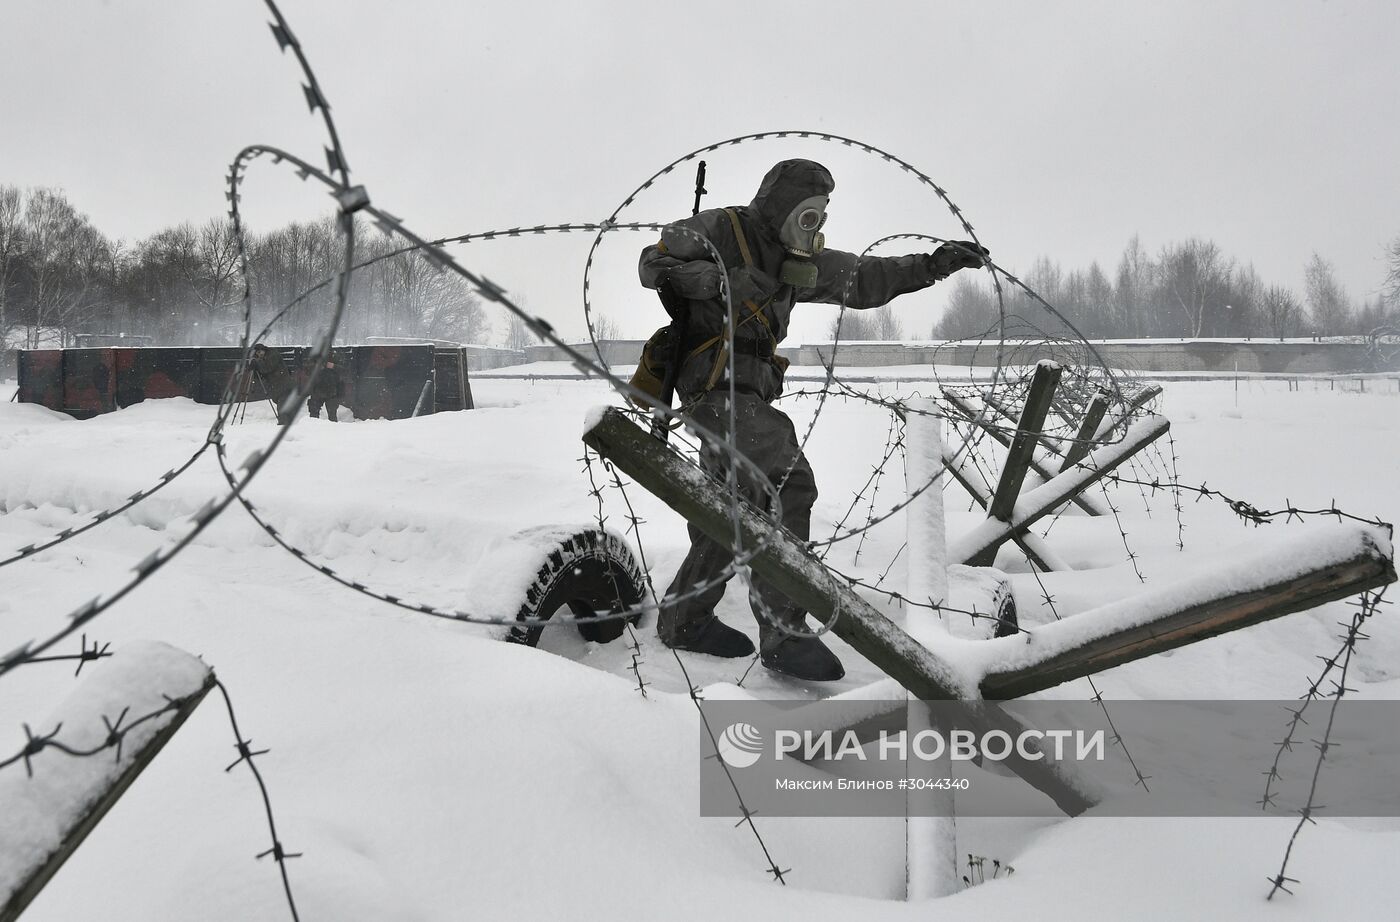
xmin=463 ymin=345 xmax=526 ymax=371
xmin=795 ymin=340 xmax=1394 ymax=374
xmin=524 ymin=340 xmax=804 ymax=368
xmin=523 ymin=340 xmax=1388 ymax=374
xmin=526 ymin=340 xmax=649 ymax=367
xmin=517 ymin=339 xmax=1399 ymax=373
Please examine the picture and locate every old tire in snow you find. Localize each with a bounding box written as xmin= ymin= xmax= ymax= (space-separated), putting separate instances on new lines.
xmin=505 ymin=527 xmax=647 ymax=647
xmin=945 ymin=564 xmax=1020 ymax=639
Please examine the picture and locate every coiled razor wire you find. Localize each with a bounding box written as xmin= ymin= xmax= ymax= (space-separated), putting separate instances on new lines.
xmin=3 ymin=127 xmax=1146 ymax=649
xmin=2 ymin=0 xmax=1394 ymax=904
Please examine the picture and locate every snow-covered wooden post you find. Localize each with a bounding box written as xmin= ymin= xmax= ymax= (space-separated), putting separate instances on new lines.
xmin=0 ymin=641 xmax=214 ymax=922
xmin=902 ymin=398 xmax=957 ymax=898
xmin=904 ymin=398 xmax=949 ymax=614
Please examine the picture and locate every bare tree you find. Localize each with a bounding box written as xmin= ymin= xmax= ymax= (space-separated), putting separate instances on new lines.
xmin=1261 ymin=284 xmax=1303 ymax=340
xmin=1303 ymin=252 xmax=1351 ymax=336
xmin=1157 ymin=238 xmax=1231 ymax=338
xmin=592 ymin=311 xmax=621 ymax=341
xmin=195 ymin=218 xmax=242 ymax=340
xmin=829 ymin=309 xmax=874 ymax=341
xmin=21 ymin=189 xmax=106 ymax=346
xmin=1080 ymin=262 xmax=1114 ymax=338
xmin=934 ymin=274 xmax=996 ymax=339
xmin=1383 ymin=233 xmax=1400 ymax=310
xmin=504 ymin=312 xmax=534 ymax=350
xmin=500 ymin=295 xmax=536 ymax=351
xmin=831 ymin=306 xmax=905 ymax=340
xmin=870 ymin=304 xmax=904 ymax=340
xmin=0 ymin=186 xmax=22 ymax=362
xmin=1114 ymin=234 xmax=1153 ymax=337
xmin=419 ymin=273 xmax=487 ymax=343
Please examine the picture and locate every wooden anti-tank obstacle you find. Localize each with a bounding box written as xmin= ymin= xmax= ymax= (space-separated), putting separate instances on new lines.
xmin=582 ymin=382 xmax=1393 ymax=781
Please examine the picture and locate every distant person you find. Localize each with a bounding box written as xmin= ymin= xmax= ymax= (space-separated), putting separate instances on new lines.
xmin=306 ymin=356 xmax=343 ymax=422
xmin=249 ymin=343 xmax=294 ymax=426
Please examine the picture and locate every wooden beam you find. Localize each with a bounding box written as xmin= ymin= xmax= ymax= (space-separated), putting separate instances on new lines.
xmin=1093 ymin=384 xmax=1163 ymax=442
xmin=584 ymin=407 xmax=1100 ymax=815
xmin=941 ymin=445 xmax=1066 ymax=572
xmin=944 ymin=390 xmax=1108 ymax=517
xmin=987 ymin=362 xmax=1063 ymax=524
xmin=1059 ymin=388 xmax=1111 ymax=473
xmin=949 ymin=415 xmax=1170 ymax=567
xmin=0 ymin=649 xmax=214 ymax=922
xmin=978 ymin=526 xmax=1395 ymax=699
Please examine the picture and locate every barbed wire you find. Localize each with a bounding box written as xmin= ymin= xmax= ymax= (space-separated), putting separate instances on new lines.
xmin=0 ymin=663 xmax=301 ymax=920
xmin=0 ymin=693 xmax=191 ymax=777
xmin=5 ymin=2 xmax=1393 ymax=908
xmin=1090 ymin=470 xmax=1146 ymax=583
xmin=1156 ymin=433 xmax=1188 ymax=550
xmin=580 ymin=447 xmax=649 ymax=698
xmin=1265 ymin=587 xmax=1388 ymax=899
xmin=581 ymin=451 xmax=791 ymax=885
xmin=573 ymin=136 xmax=1133 ymax=622
xmin=1019 ymin=556 xmax=1151 ymax=791
xmin=212 ymin=676 xmax=302 ymax=920
xmin=11 ymin=634 xmax=112 ymax=676
xmin=1088 ymin=469 xmax=1394 ymax=536
xmin=0 ymin=0 xmax=366 ymax=678
xmin=818 ymin=411 xmax=902 ymax=563
xmin=6 ymin=73 xmax=1156 ymax=670
xmin=822 ymin=564 xmax=1022 ymax=633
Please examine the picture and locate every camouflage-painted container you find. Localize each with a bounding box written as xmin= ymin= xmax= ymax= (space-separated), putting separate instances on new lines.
xmin=17 ymin=350 xmax=65 ymax=411
xmin=63 ymin=348 xmax=117 ymax=419
xmin=433 ymin=347 xmax=474 ymax=412
xmin=349 ymin=344 xmax=434 ymax=420
xmin=20 ymin=344 xmax=441 ymax=420
xmin=292 ymin=347 xmax=352 ymax=384
xmin=114 ymin=347 xmax=201 ymax=407
xmin=198 ymin=347 xmax=251 ymax=406
xmin=200 ymin=346 xmax=300 ymax=406
xmin=292 ymin=346 xmax=353 ymax=411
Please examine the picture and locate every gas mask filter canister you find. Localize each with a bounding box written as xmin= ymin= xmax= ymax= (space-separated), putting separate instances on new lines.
xmin=778 ymin=194 xmax=828 ymax=287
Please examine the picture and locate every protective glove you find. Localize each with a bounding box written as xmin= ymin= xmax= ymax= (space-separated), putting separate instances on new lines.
xmin=928 ymin=240 xmax=990 ymax=279
xmin=662 ymin=261 xmax=724 ymax=299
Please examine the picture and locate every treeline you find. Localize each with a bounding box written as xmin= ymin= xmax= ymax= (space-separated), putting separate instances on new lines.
xmin=935 ymin=235 xmax=1399 ymax=341
xmin=0 ymin=184 xmax=488 ymax=355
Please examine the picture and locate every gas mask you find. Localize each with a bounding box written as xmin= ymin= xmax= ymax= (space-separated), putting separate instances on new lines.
xmin=778 ymin=194 xmax=827 ymax=287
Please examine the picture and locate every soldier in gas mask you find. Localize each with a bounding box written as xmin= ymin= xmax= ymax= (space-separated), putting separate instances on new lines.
xmin=638 ymin=158 xmax=987 ymax=681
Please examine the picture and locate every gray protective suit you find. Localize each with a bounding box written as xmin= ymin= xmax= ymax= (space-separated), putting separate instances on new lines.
xmin=638 ymin=159 xmax=948 ymax=645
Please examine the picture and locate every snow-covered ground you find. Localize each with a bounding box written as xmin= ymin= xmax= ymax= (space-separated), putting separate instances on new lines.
xmin=1 ymin=375 xmax=1398 ymax=920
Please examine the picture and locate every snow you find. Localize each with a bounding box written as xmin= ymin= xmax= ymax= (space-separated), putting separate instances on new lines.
xmin=582 ymin=403 xmax=612 ymax=436
xmin=1 ymin=376 xmax=1399 ymax=920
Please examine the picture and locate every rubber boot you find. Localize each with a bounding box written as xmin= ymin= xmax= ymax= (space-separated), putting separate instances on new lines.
xmin=760 ymin=630 xmax=845 ymax=682
xmin=660 ymin=616 xmax=755 ymax=659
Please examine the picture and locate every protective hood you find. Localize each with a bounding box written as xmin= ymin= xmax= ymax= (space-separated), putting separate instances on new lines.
xmin=751 ymin=159 xmax=836 ymax=232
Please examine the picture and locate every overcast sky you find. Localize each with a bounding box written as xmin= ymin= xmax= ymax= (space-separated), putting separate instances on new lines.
xmin=3 ymin=0 xmax=1397 ymax=343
